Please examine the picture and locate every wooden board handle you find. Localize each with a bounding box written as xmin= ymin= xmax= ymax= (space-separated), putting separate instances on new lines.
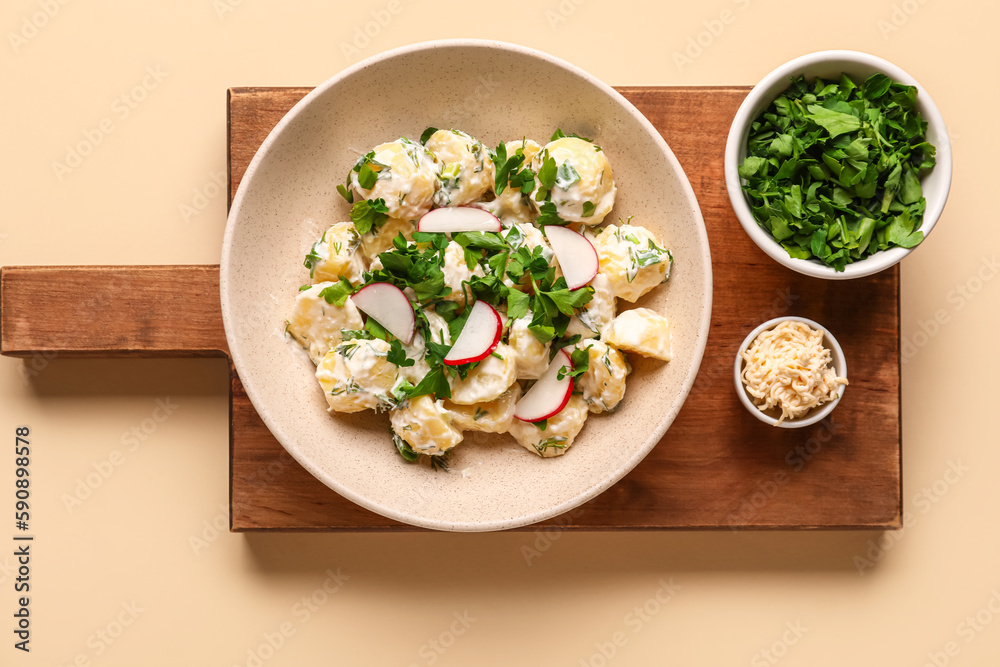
xmin=0 ymin=265 xmax=229 ymax=358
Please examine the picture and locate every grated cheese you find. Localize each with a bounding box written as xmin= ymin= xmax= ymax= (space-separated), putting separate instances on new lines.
xmin=740 ymin=320 xmax=848 ymax=424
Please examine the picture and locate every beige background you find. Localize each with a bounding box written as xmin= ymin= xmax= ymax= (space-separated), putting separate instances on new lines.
xmin=1 ymin=0 xmax=996 ymax=664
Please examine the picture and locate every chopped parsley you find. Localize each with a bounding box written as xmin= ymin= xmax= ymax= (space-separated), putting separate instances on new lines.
xmin=369 ymin=233 xmax=450 ymax=301
xmin=408 ymin=366 xmax=451 ymax=400
xmin=392 ymin=430 xmax=419 ymax=462
xmin=303 ymin=232 xmax=326 ymax=278
xmin=537 ymin=201 xmax=570 ymax=226
xmin=353 ymin=151 xmax=389 ymax=190
xmin=739 ymin=72 xmax=936 ymax=271
xmin=337 ymin=182 xmax=353 ymax=204
xmin=489 ymin=140 xmax=538 ymax=197
xmin=534 ymin=152 xmax=557 ymax=202
xmin=500 ymin=242 xmax=594 ymax=344
xmin=387 ymin=338 xmax=415 ymax=368
xmin=557 ymin=345 xmax=591 ymax=381
xmin=550 ymin=128 xmax=593 ymax=142
xmin=555 ymin=162 xmax=581 ymax=190
xmin=318 ymin=277 xmax=353 ymax=306
xmin=350 ymin=198 xmax=389 ymax=235
xmin=419 ymin=126 xmax=439 ymax=144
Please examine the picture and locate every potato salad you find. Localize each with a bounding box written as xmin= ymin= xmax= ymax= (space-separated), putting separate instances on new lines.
xmin=285 ymin=128 xmax=675 ymax=466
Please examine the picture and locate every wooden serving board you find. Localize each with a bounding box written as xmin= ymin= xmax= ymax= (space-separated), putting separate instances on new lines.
xmin=0 ymin=86 xmax=901 ymax=531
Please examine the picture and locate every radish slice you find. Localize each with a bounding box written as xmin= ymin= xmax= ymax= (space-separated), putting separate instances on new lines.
xmin=544 ymin=225 xmax=599 ymax=290
xmin=444 ymin=301 xmax=503 ymax=365
xmin=418 ymin=207 xmax=502 ymax=234
xmin=350 ymin=282 xmax=415 ymax=344
xmin=513 ymin=349 xmax=574 ymax=422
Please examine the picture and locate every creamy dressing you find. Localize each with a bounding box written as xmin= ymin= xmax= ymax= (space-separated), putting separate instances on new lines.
xmin=509 ymin=313 xmax=550 ymax=380
xmin=507 ymin=395 xmax=589 ymax=458
xmin=591 ymin=224 xmax=671 ymax=303
xmin=316 ymin=338 xmax=398 ymax=413
xmin=286 ymin=283 xmax=364 ymax=364
xmin=350 ymin=139 xmax=439 ymax=221
xmin=532 ymin=137 xmax=616 ymax=225
xmin=425 ymin=129 xmax=494 ymax=207
xmin=576 ymin=340 xmax=629 ymax=414
xmin=448 ymin=343 xmax=517 ymax=405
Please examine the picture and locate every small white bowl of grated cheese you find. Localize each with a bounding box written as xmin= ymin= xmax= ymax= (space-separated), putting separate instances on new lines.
xmin=734 ymin=316 xmax=848 ymax=428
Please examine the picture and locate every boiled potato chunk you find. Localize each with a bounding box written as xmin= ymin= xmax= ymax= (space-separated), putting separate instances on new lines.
xmin=605 ymin=308 xmax=672 ymax=361
xmin=530 ymin=136 xmax=616 ymax=225
xmin=446 ymin=385 xmax=521 ymax=434
xmin=425 ymin=129 xmax=494 ymax=207
xmin=390 ymin=395 xmax=463 ymax=456
xmin=309 ymin=222 xmax=367 ymax=284
xmin=507 ymin=395 xmax=589 ymax=458
xmin=589 ymin=223 xmax=671 ymax=303
xmin=575 ymin=340 xmax=630 ymax=414
xmin=448 ymin=343 xmax=517 ymax=405
xmin=286 ymin=282 xmax=364 ymax=364
xmin=316 ymin=338 xmax=398 ymax=413
xmin=349 ymin=139 xmax=440 ymax=221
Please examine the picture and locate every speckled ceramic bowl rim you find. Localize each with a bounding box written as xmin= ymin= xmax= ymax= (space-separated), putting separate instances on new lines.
xmin=724 ymin=49 xmax=953 ymax=280
xmin=220 ymin=39 xmax=713 ymax=531
xmin=733 ymin=316 xmax=847 ymax=429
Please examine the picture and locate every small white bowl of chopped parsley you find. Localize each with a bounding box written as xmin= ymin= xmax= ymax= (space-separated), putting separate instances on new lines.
xmin=725 ymin=50 xmax=952 ymax=279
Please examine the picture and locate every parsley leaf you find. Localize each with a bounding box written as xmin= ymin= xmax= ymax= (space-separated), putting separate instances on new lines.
xmin=392 ymin=430 xmax=419 ymax=462
xmin=387 ymin=338 xmax=415 ymax=367
xmin=510 ymin=163 xmax=536 ymax=195
xmin=350 ymin=151 xmax=390 ymax=192
xmin=336 ymin=182 xmax=354 ymax=204
xmin=419 ymin=127 xmax=439 ymax=145
xmin=357 ymin=162 xmax=378 ymax=190
xmin=434 ymin=301 xmax=460 ymax=321
xmin=550 ymin=128 xmax=593 ymax=142
xmin=370 ymin=236 xmax=451 ymax=301
xmin=537 ymin=201 xmax=570 ymax=226
xmin=540 ymin=284 xmax=593 ymax=317
xmin=555 ymin=162 xmax=581 ymax=189
xmin=558 ymin=345 xmax=591 ymax=381
xmin=318 ymin=277 xmax=354 ymax=306
xmin=364 ymin=316 xmax=390 ymax=340
xmin=408 ymin=366 xmax=451 ymax=400
xmin=505 ymin=245 xmax=551 ymax=283
xmin=350 ymin=198 xmax=389 ymax=235
xmin=489 ymin=142 xmax=527 ymax=196
xmin=412 ymin=231 xmax=450 ymax=251
xmin=805 ymin=105 xmax=861 ymax=138
xmin=303 ymin=233 xmax=326 ymax=278
xmin=506 ymin=288 xmax=529 ymax=320
xmin=453 ymin=231 xmax=508 ymax=252
xmin=534 ymin=153 xmax=557 ymax=201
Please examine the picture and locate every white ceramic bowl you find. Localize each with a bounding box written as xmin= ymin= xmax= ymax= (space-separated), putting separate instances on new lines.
xmin=725 ymin=50 xmax=952 ymax=279
xmin=734 ymin=316 xmax=847 ymax=428
xmin=220 ymin=39 xmax=713 ymax=532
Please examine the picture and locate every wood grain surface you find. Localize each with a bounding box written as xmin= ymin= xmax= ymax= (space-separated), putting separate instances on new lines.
xmin=0 ymin=87 xmax=901 ymax=532
xmin=1 ymin=265 xmax=228 ymax=358
xmin=228 ymin=86 xmax=900 ymax=530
